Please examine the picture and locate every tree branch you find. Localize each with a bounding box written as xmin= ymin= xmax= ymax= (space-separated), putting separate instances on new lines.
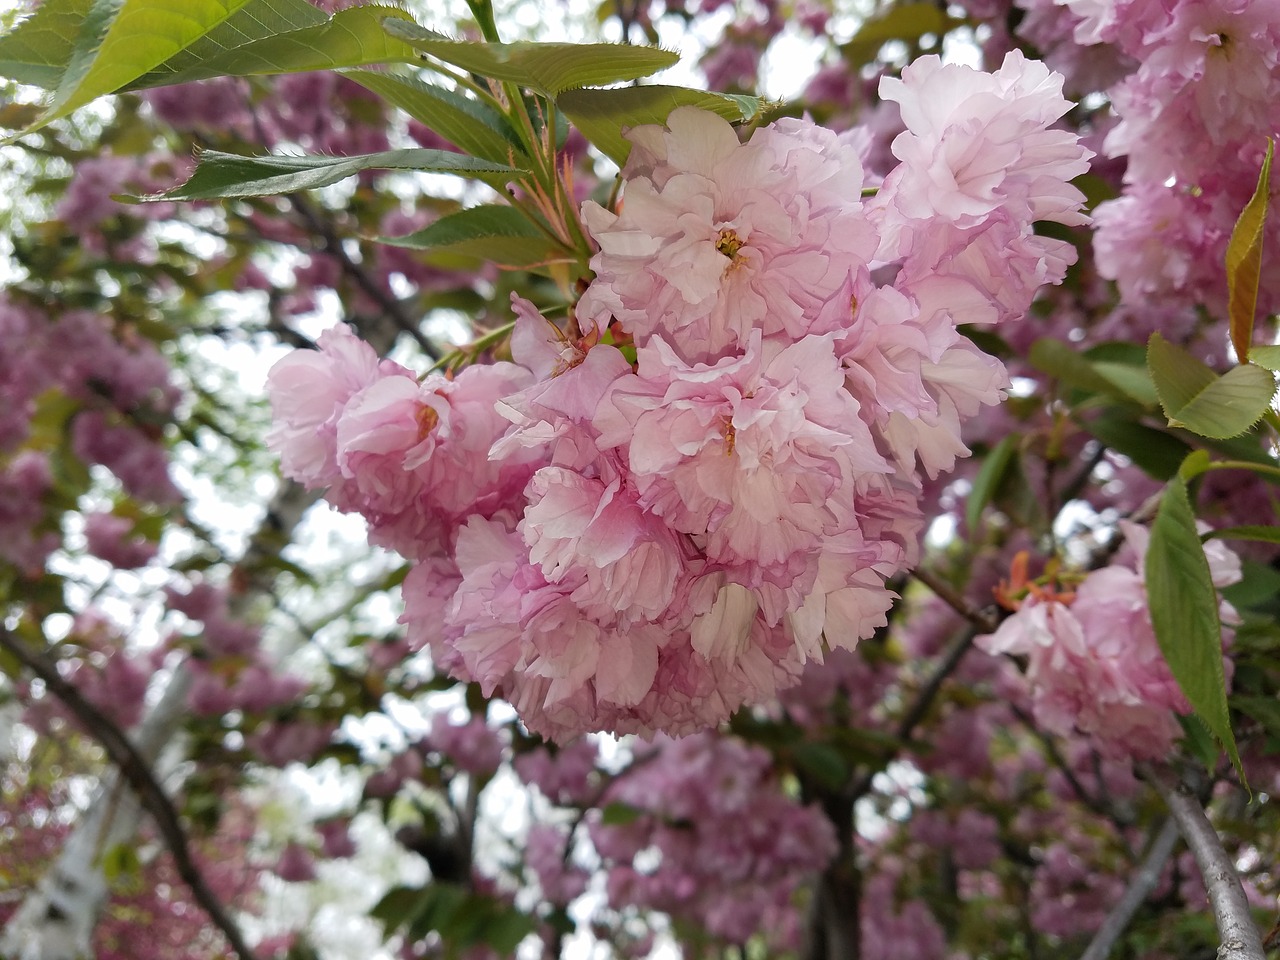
xmin=1144 ymin=764 xmax=1264 ymax=960
xmin=912 ymin=565 xmax=999 ymax=634
xmin=0 ymin=628 xmax=261 ymax=960
xmin=287 ymin=193 xmax=440 ymax=362
xmin=848 ymin=626 xmax=977 ymax=801
xmin=1078 ymin=817 xmax=1180 ymax=960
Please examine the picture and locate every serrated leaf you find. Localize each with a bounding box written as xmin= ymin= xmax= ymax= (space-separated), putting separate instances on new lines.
xmin=1029 ymin=337 xmax=1151 ymax=406
xmin=557 ymin=84 xmax=765 ymax=167
xmin=128 ymin=0 xmax=325 ymax=85
xmin=17 ymin=0 xmax=254 ymax=137
xmin=1084 ymin=409 xmax=1191 ymax=480
xmin=1247 ymin=343 xmax=1280 ymax=372
xmin=133 ymin=147 xmax=522 ymax=201
xmin=1168 ymin=364 xmax=1275 ymax=439
xmin=344 ymin=69 xmax=523 ymax=164
xmin=966 ymin=433 xmax=1017 ymax=532
xmin=1226 ymin=139 xmax=1272 ymax=362
xmin=0 ymin=0 xmax=94 ymax=88
xmin=381 ymin=204 xmax=567 ymax=268
xmin=1148 ymin=332 xmax=1216 ymax=414
xmin=130 ymin=4 xmax=420 ymax=87
xmin=1145 ymin=476 xmax=1241 ymax=779
xmin=1148 ymin=333 xmax=1276 ymax=439
xmin=383 ymin=20 xmax=679 ymax=97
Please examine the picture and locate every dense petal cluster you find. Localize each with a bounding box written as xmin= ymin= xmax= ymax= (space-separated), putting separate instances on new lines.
xmin=977 ymin=523 xmax=1241 ymax=760
xmin=1062 ymin=0 xmax=1280 ymax=313
xmin=267 ymin=52 xmax=1088 ymax=740
xmin=589 ymin=734 xmax=837 ymax=950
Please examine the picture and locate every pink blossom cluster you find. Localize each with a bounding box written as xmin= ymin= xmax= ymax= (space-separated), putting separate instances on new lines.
xmin=587 ymin=734 xmax=837 ymax=950
xmin=978 ymin=523 xmax=1241 ymax=761
xmin=1060 ymin=0 xmax=1280 ymax=314
xmin=267 ymin=51 xmax=1090 ymax=740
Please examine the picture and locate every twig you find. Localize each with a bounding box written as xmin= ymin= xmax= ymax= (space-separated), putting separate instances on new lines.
xmin=848 ymin=626 xmax=978 ymax=800
xmin=1078 ymin=817 xmax=1180 ymax=960
xmin=288 ymin=193 xmax=440 ymax=362
xmin=1008 ymin=703 xmax=1128 ymax=830
xmin=1143 ymin=764 xmax=1265 ymax=960
xmin=912 ymin=565 xmax=999 ymax=634
xmin=0 ymin=628 xmax=261 ymax=960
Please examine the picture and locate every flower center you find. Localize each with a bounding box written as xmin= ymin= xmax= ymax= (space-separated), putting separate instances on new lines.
xmin=716 ymin=228 xmax=743 ymax=260
xmin=416 ymin=403 xmax=440 ymax=441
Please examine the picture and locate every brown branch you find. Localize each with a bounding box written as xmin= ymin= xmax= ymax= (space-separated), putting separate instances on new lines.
xmin=848 ymin=626 xmax=978 ymax=801
xmin=1143 ymin=764 xmax=1265 ymax=960
xmin=1078 ymin=817 xmax=1180 ymax=960
xmin=287 ymin=193 xmax=440 ymax=362
xmin=911 ymin=565 xmax=999 ymax=634
xmin=0 ymin=627 xmax=261 ymax=960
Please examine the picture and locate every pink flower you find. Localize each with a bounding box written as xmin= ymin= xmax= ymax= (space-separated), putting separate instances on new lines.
xmin=578 ymin=107 xmax=877 ymax=361
xmin=265 ymin=324 xmax=385 ymax=488
xmin=596 ymin=331 xmax=889 ymax=583
xmin=978 ymin=526 xmax=1241 ymax=760
xmin=877 ymin=50 xmax=1092 ymax=236
xmin=521 ymin=466 xmax=686 ymax=625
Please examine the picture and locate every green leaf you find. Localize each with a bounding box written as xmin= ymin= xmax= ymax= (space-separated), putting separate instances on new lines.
xmin=130 ymin=4 xmax=420 ymax=87
xmin=1177 ymin=449 xmax=1213 ymax=482
xmin=20 ymin=0 xmax=254 ymax=136
xmin=1029 ymin=337 xmax=1152 ymax=406
xmin=382 ymin=20 xmax=679 ymax=96
xmin=1148 ymin=333 xmax=1276 ymax=439
xmin=127 ymin=0 xmax=325 ymax=85
xmin=1145 ymin=475 xmax=1241 ymax=778
xmin=1083 ymin=409 xmax=1191 ymax=481
xmin=1222 ymin=560 xmax=1280 ymax=611
xmin=966 ymin=433 xmax=1018 ymax=532
xmin=1247 ymin=343 xmax=1280 ymax=372
xmin=1232 ymin=694 xmax=1280 ymax=740
xmin=599 ymin=801 xmax=643 ymax=826
xmin=1226 ymin=138 xmax=1272 ymax=362
xmin=0 ymin=0 xmax=94 ymax=88
xmin=841 ymin=2 xmax=954 ymax=67
xmin=133 ymin=147 xmax=522 ymax=201
xmin=102 ymin=842 xmax=141 ymax=882
xmin=791 ymin=741 xmax=850 ymax=792
xmin=344 ymin=69 xmax=523 ymax=164
xmin=483 ymin=911 xmax=537 ymax=954
xmin=557 ymin=84 xmax=765 ymax=167
xmin=381 ymin=204 xmax=566 ymax=269
xmin=371 ymin=885 xmax=426 ymax=932
xmin=1201 ymin=524 xmax=1280 ymax=546
xmin=1177 ymin=713 xmax=1221 ymax=773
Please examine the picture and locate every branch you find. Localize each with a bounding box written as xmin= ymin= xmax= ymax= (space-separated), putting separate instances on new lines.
xmin=1144 ymin=764 xmax=1264 ymax=960
xmin=911 ymin=565 xmax=998 ymax=633
xmin=1078 ymin=817 xmax=1180 ymax=960
xmin=288 ymin=193 xmax=440 ymax=362
xmin=847 ymin=625 xmax=977 ymax=801
xmin=0 ymin=628 xmax=261 ymax=960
